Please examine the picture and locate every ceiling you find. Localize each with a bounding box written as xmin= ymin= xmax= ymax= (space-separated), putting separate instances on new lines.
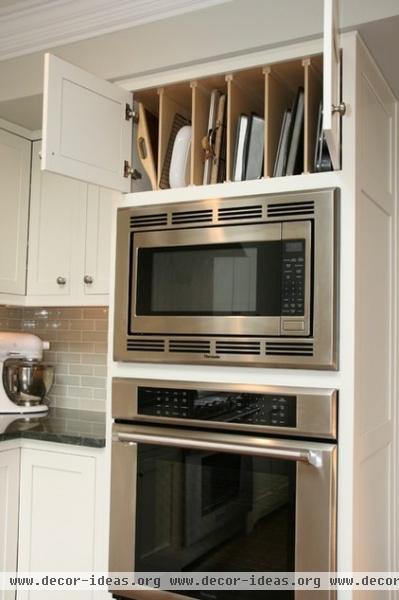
xmin=0 ymin=0 xmax=398 ymax=131
xmin=0 ymin=0 xmax=230 ymax=61
xmin=357 ymin=15 xmax=399 ymax=99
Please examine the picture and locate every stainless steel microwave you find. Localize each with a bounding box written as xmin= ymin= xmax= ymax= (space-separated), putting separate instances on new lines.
xmin=114 ymin=189 xmax=339 ymax=369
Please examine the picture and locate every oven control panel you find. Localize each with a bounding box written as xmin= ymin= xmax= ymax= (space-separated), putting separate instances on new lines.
xmin=137 ymin=387 xmax=297 ymax=428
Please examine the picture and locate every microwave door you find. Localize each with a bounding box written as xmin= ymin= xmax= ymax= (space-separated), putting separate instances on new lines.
xmin=130 ymin=223 xmax=283 ymax=337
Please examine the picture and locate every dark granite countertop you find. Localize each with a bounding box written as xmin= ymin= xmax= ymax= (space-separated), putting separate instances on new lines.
xmin=0 ymin=407 xmax=106 ymax=448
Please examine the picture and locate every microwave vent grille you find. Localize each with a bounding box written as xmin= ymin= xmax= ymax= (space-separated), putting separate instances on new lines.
xmin=217 ymin=205 xmax=262 ymax=222
xmin=130 ymin=213 xmax=168 ymax=228
xmin=126 ymin=339 xmax=165 ymax=352
xmin=267 ymin=201 xmax=315 ymax=218
xmin=265 ymin=341 xmax=314 ymax=356
xmin=215 ymin=341 xmax=261 ymax=355
xmin=171 ymin=209 xmax=213 ymax=225
xmin=169 ymin=339 xmax=211 ymax=353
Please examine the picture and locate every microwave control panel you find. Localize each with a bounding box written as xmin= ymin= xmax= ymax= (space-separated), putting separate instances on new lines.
xmin=281 ymin=239 xmax=305 ymax=317
xmin=137 ymin=387 xmax=297 ymax=428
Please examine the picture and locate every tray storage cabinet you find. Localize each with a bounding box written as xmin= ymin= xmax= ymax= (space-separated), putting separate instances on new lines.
xmin=0 ymin=447 xmax=20 ymax=600
xmin=40 ymin=0 xmax=342 ymax=191
xmin=27 ymin=141 xmax=117 ymax=305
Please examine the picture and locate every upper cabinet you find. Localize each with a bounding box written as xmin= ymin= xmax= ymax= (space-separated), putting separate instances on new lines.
xmin=85 ymin=185 xmax=116 ymax=296
xmin=0 ymin=129 xmax=31 ymax=295
xmin=27 ymin=142 xmax=87 ymax=298
xmin=42 ymin=54 xmax=133 ymax=192
xmin=0 ymin=138 xmax=116 ymax=306
xmin=41 ymin=0 xmax=342 ymax=193
xmin=27 ymin=141 xmax=117 ymax=304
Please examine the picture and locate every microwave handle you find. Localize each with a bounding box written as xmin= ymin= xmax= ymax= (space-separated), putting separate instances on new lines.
xmin=116 ymin=431 xmax=323 ymax=468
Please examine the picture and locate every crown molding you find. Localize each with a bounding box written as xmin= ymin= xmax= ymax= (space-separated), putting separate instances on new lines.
xmin=0 ymin=0 xmax=230 ymax=62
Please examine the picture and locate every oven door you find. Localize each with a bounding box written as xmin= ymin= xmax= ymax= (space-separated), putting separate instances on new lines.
xmin=109 ymin=424 xmax=336 ymax=600
xmin=129 ymin=221 xmax=311 ymax=337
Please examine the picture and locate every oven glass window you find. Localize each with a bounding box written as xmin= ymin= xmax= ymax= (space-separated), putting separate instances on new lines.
xmin=135 ymin=242 xmax=282 ymax=316
xmin=135 ymin=444 xmax=296 ymax=600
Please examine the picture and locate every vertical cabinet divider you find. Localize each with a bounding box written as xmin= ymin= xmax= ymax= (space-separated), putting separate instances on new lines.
xmin=191 ymin=75 xmax=227 ymax=186
xmin=265 ymin=59 xmax=304 ymax=177
xmin=225 ymin=69 xmax=264 ymax=182
xmin=190 ymin=81 xmax=210 ymax=186
xmin=131 ymin=89 xmax=160 ymax=192
xmin=131 ymin=52 xmax=327 ymax=191
xmin=303 ymin=56 xmax=323 ymax=173
xmin=157 ymin=85 xmax=191 ymax=189
xmin=263 ymin=66 xmax=294 ymax=177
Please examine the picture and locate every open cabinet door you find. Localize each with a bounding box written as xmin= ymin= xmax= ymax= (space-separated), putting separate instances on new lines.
xmin=323 ymin=0 xmax=343 ymax=170
xmin=42 ymin=53 xmax=133 ymax=192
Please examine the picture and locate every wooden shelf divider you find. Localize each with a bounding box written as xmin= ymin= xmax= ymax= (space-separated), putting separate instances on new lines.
xmin=225 ymin=69 xmax=264 ymax=182
xmin=263 ymin=66 xmax=295 ymax=177
xmin=157 ymin=85 xmax=191 ymax=188
xmin=190 ymin=81 xmax=209 ymax=186
xmin=303 ymin=55 xmax=323 ymax=173
xmin=131 ymin=53 xmax=325 ymax=190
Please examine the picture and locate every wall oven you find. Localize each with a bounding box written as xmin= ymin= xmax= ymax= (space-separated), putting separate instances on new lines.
xmin=114 ymin=189 xmax=338 ymax=369
xmin=109 ymin=378 xmax=337 ymax=600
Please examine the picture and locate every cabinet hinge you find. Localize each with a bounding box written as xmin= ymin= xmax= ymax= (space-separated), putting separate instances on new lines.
xmin=125 ymin=103 xmax=138 ymax=123
xmin=124 ymin=160 xmax=142 ymax=180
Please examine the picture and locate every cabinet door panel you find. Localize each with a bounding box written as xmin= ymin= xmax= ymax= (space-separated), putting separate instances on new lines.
xmin=18 ymin=449 xmax=96 ymax=600
xmin=0 ymin=448 xmax=20 ymax=600
xmin=0 ymin=130 xmax=31 ymax=295
xmin=84 ymin=185 xmax=117 ymax=296
xmin=42 ymin=53 xmax=132 ymax=193
xmin=323 ymin=0 xmax=341 ymax=170
xmin=27 ymin=142 xmax=86 ymax=298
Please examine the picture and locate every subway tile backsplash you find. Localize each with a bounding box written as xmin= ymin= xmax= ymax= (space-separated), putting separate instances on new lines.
xmin=0 ymin=306 xmax=108 ymax=411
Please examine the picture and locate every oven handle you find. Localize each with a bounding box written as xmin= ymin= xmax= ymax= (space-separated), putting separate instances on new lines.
xmin=116 ymin=431 xmax=323 ymax=468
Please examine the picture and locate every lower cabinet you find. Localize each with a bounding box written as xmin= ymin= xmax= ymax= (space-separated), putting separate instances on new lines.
xmin=0 ymin=441 xmax=109 ymax=600
xmin=0 ymin=448 xmax=20 ymax=600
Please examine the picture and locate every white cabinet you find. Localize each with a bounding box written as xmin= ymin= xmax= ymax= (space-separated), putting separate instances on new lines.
xmin=0 ymin=130 xmax=31 ymax=295
xmin=41 ymin=0 xmax=341 ymax=191
xmin=27 ymin=141 xmax=117 ymax=305
xmin=85 ymin=185 xmax=115 ymax=296
xmin=27 ymin=141 xmax=87 ymax=299
xmin=0 ymin=448 xmax=20 ymax=600
xmin=42 ymin=53 xmax=132 ymax=193
xmin=17 ymin=444 xmax=108 ymax=600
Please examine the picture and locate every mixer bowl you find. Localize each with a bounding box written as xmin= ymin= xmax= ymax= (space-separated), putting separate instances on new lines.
xmin=2 ymin=359 xmax=55 ymax=406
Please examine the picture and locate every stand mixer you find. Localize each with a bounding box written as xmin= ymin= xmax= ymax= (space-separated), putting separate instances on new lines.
xmin=0 ymin=332 xmax=54 ymax=414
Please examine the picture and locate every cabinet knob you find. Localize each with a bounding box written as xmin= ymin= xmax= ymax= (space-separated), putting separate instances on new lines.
xmin=56 ymin=276 xmax=66 ymax=285
xmin=332 ymin=102 xmax=346 ymax=116
xmin=84 ymin=275 xmax=94 ymax=284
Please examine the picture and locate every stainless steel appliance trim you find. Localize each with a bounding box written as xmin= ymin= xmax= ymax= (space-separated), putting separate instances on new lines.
xmin=109 ymin=439 xmax=137 ymax=573
xmin=116 ymin=431 xmax=322 ymax=466
xmin=114 ymin=188 xmax=338 ymax=369
xmin=112 ymin=377 xmax=337 ymax=439
xmin=109 ymin=422 xmax=337 ymax=600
